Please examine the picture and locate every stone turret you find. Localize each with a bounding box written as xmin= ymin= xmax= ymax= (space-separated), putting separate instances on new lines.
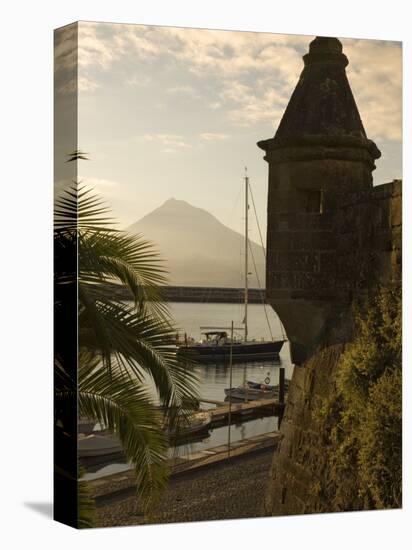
xmin=258 ymin=36 xmax=382 ymax=364
xmin=259 ymin=36 xmax=401 ymax=517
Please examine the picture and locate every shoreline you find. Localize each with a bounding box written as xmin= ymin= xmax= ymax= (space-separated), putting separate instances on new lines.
xmin=88 ymin=431 xmax=281 ymax=500
xmin=96 ymin=446 xmax=275 ymax=527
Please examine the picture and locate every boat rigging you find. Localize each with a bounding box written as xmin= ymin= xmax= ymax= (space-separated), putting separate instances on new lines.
xmin=177 ymin=170 xmax=287 ymax=364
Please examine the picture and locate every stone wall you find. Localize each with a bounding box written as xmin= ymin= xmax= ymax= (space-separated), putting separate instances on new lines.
xmin=259 ymin=36 xmax=401 ymax=516
xmin=264 ymin=180 xmax=402 ymax=516
xmin=264 ymin=345 xmax=344 ymax=515
xmin=265 ymin=179 xmax=401 ymax=363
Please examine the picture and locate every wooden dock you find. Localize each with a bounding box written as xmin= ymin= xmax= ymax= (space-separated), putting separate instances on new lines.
xmin=89 ymin=430 xmax=282 ymax=502
xmin=169 ymin=430 xmax=281 ymax=475
xmin=200 ymin=397 xmax=285 ymax=424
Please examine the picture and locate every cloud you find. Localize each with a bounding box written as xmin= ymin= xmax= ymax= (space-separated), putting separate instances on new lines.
xmin=166 ymin=85 xmax=196 ymax=94
xmin=218 ymin=81 xmax=288 ymax=127
xmin=54 ymin=176 xmax=120 ymax=202
xmin=54 ymin=24 xmax=78 ymax=73
xmin=126 ymin=75 xmax=151 ymax=87
xmin=80 ymin=177 xmax=120 ymax=197
xmin=58 ymin=75 xmax=99 ymax=94
xmin=143 ymin=133 xmax=191 ymax=152
xmin=344 ymin=39 xmax=402 ymax=141
xmin=82 ymin=176 xmax=118 ymax=187
xmin=163 ymin=26 xmax=308 ymax=82
xmin=200 ymin=132 xmax=229 ymax=141
xmin=73 ymin=22 xmax=401 ymax=142
xmin=55 ymin=22 xmax=122 ymax=94
xmin=78 ymin=22 xmax=122 ymax=70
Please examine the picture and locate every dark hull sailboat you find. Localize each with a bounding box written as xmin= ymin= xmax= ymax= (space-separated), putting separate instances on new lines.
xmin=179 ymin=338 xmax=285 ymax=364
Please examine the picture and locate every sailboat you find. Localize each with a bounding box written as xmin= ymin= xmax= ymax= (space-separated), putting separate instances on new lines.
xmin=178 ymin=171 xmax=286 ymax=364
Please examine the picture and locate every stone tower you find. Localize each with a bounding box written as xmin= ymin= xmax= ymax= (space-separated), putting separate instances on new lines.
xmin=258 ymin=36 xmax=381 ymax=364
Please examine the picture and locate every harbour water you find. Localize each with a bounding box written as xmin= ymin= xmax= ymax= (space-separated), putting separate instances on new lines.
xmin=82 ymin=302 xmax=293 ymax=480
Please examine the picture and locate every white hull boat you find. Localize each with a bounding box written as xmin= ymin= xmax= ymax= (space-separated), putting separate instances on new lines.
xmin=78 ymin=412 xmax=212 ymax=458
xmin=78 ymin=417 xmax=96 ymax=435
xmin=224 ymin=386 xmax=276 ymax=401
xmin=167 ymin=411 xmax=212 ymax=437
xmin=224 ymin=379 xmax=290 ymax=401
xmin=78 ymin=434 xmax=122 ymax=458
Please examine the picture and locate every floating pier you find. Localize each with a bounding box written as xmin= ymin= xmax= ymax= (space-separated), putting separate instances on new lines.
xmin=204 ymin=397 xmax=285 ymax=424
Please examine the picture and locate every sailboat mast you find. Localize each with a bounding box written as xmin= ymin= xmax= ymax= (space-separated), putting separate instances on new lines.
xmin=244 ymin=169 xmax=249 ymax=342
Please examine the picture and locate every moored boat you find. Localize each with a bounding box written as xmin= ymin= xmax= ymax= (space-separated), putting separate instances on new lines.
xmin=167 ymin=411 xmax=212 ymax=438
xmin=179 ymin=330 xmax=285 ymax=363
xmin=78 ymin=417 xmax=96 ymax=435
xmin=224 ymin=378 xmax=290 ymax=401
xmin=78 ymin=433 xmax=122 ymax=458
xmin=78 ymin=411 xmax=212 ymax=458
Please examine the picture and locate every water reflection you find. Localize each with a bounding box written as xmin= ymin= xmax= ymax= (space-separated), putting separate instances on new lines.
xmin=194 ymin=359 xmax=293 ymax=405
xmin=83 ymin=413 xmax=278 ymax=480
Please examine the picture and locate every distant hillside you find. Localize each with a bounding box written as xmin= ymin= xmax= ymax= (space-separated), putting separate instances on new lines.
xmin=127 ymin=198 xmax=266 ymax=288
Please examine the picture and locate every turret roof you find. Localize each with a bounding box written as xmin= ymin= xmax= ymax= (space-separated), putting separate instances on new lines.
xmin=275 ymin=36 xmax=367 ymax=140
xmin=258 ymin=36 xmax=381 ymax=163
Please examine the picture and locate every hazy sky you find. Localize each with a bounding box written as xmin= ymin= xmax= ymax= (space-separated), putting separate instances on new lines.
xmin=56 ymin=22 xmax=402 ymax=241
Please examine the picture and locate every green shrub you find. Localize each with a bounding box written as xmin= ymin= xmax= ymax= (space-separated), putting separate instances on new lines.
xmin=317 ymin=283 xmax=402 ymax=510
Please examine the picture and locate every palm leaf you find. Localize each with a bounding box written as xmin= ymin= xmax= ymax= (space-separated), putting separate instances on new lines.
xmin=78 ymin=230 xmax=169 ymax=319
xmin=55 ymin=181 xmax=201 ymax=516
xmin=64 ymin=353 xmax=169 ymax=511
xmin=79 ymin=292 xmax=199 ymax=413
xmin=55 ymin=187 xmax=117 ymax=233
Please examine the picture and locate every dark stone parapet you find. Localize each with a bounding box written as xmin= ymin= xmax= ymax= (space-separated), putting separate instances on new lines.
xmin=258 ymin=134 xmax=381 ymax=161
xmin=257 ymin=140 xmax=380 ymax=169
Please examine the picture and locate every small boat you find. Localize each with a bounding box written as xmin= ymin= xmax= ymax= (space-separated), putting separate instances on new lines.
xmin=78 ymin=433 xmax=122 ymax=458
xmin=247 ymin=378 xmax=290 ymax=392
xmin=78 ymin=411 xmax=212 ymax=458
xmin=224 ymin=383 xmax=276 ymax=401
xmin=224 ymin=378 xmax=290 ymax=401
xmin=78 ymin=417 xmax=96 ymax=435
xmin=167 ymin=411 xmax=212 ymax=438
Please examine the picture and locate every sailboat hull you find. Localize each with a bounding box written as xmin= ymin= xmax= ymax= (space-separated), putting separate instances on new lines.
xmin=178 ymin=339 xmax=285 ymax=364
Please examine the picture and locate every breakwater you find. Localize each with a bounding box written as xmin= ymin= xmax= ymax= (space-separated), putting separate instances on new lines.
xmin=107 ymin=283 xmax=267 ymax=304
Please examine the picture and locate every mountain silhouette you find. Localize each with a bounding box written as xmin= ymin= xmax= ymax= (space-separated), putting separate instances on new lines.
xmin=127 ymin=198 xmax=266 ymax=288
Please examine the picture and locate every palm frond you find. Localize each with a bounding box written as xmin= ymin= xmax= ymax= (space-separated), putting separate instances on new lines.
xmin=79 ymin=294 xmax=199 ymax=410
xmin=67 ymin=149 xmax=89 ymax=162
xmin=78 ymin=230 xmax=170 ymax=318
xmin=55 ymin=182 xmax=201 ymax=515
xmin=66 ymin=353 xmax=170 ymax=511
xmin=54 ymin=185 xmax=116 ymax=232
xmin=56 ymin=185 xmax=170 ymax=319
